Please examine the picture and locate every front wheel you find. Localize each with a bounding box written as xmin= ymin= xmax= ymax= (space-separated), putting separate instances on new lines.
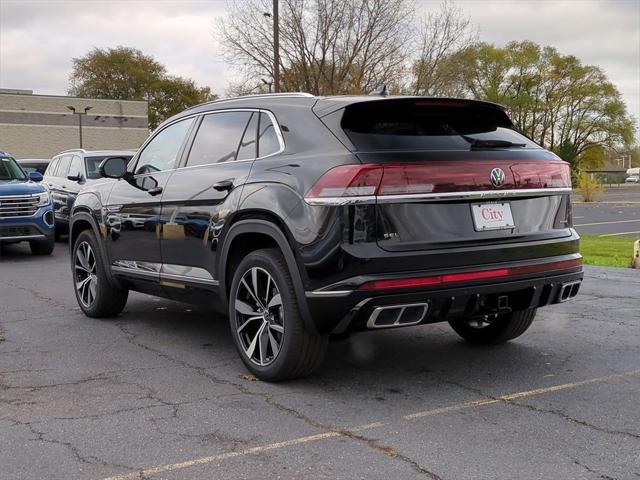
xmin=29 ymin=237 xmax=55 ymax=255
xmin=228 ymin=248 xmax=328 ymax=381
xmin=448 ymin=309 xmax=537 ymax=344
xmin=72 ymin=230 xmax=128 ymax=318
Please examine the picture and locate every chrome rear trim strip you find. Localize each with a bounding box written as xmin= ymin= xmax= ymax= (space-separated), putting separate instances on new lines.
xmin=305 ymin=188 xmax=572 ymax=206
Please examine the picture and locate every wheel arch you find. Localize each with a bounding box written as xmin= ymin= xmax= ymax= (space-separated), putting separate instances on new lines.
xmin=219 ymin=217 xmax=316 ymax=334
xmin=69 ymin=209 xmax=122 ymax=288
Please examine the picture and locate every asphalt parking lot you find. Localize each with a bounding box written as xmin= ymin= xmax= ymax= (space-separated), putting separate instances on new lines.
xmin=1 ymin=242 xmax=639 ymax=480
xmin=573 ymin=185 xmax=640 ymax=238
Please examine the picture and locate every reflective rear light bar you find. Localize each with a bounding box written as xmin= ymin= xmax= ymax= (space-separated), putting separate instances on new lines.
xmin=305 ymin=161 xmax=572 ymax=205
xmin=358 ymin=258 xmax=582 ymax=291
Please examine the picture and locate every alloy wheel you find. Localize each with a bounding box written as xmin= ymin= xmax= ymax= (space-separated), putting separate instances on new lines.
xmin=75 ymin=241 xmax=98 ymax=308
xmin=234 ymin=267 xmax=284 ymax=366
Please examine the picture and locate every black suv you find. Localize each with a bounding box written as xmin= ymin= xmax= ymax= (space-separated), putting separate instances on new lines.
xmin=69 ymin=94 xmax=582 ymax=380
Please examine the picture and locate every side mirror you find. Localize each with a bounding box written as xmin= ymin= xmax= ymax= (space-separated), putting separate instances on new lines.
xmin=99 ymin=157 xmax=129 ymax=179
xmin=29 ymin=171 xmax=43 ymax=182
xmin=67 ymin=172 xmax=82 ymax=182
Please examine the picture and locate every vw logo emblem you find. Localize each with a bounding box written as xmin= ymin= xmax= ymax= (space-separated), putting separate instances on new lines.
xmin=490 ymin=168 xmax=506 ymax=188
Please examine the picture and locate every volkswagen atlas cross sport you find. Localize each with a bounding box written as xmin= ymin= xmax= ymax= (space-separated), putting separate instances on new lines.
xmin=0 ymin=151 xmax=55 ymax=255
xmin=68 ymin=94 xmax=583 ymax=381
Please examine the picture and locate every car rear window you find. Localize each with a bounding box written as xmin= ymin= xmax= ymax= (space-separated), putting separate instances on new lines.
xmin=341 ymin=100 xmax=539 ymax=151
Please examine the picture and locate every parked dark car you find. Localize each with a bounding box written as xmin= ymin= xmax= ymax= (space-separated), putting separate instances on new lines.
xmin=69 ymin=94 xmax=583 ymax=380
xmin=44 ymin=149 xmax=134 ymax=239
xmin=0 ymin=151 xmax=55 ymax=255
xmin=17 ymin=158 xmax=50 ymax=175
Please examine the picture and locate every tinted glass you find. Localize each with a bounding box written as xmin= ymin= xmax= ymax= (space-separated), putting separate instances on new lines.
xmin=69 ymin=155 xmax=83 ymax=177
xmin=56 ymin=155 xmax=72 ymax=177
xmin=341 ymin=100 xmax=538 ymax=151
xmin=236 ymin=113 xmax=258 ymax=161
xmin=187 ymin=112 xmax=252 ymax=167
xmin=46 ymin=158 xmax=59 ymax=176
xmin=135 ymin=118 xmax=194 ymax=174
xmin=85 ymin=156 xmax=132 ymax=179
xmin=258 ymin=112 xmax=281 ymax=157
xmin=0 ymin=156 xmax=27 ymax=181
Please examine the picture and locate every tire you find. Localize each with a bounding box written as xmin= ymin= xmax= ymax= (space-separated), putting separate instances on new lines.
xmin=72 ymin=229 xmax=128 ymax=318
xmin=449 ymin=309 xmax=537 ymax=345
xmin=228 ymin=248 xmax=328 ymax=381
xmin=29 ymin=237 xmax=55 ymax=255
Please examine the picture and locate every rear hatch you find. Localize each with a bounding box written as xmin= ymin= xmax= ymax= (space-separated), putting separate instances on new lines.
xmin=315 ymin=98 xmax=573 ymax=252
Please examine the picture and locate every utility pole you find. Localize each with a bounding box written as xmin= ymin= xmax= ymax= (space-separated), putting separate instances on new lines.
xmin=66 ymin=106 xmax=92 ymax=148
xmin=273 ymin=0 xmax=280 ymax=93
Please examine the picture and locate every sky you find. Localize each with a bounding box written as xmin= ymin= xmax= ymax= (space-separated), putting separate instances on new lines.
xmin=1 ymin=0 xmax=639 ymax=136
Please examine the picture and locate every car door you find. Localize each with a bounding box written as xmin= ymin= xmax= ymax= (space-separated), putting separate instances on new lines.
xmin=48 ymin=154 xmax=71 ymax=226
xmin=104 ymin=116 xmax=196 ymax=280
xmin=159 ymin=110 xmax=259 ymax=290
xmin=64 ymin=154 xmax=85 ymax=215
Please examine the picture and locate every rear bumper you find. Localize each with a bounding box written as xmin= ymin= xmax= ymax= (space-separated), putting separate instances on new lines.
xmin=0 ymin=206 xmax=55 ymax=242
xmin=305 ymin=254 xmax=583 ymax=333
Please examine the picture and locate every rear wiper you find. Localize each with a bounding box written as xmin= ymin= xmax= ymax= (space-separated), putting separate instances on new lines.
xmin=461 ymin=135 xmax=526 ymax=149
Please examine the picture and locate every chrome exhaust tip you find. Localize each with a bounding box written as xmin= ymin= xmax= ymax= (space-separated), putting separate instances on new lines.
xmin=558 ymin=281 xmax=581 ymax=303
xmin=366 ymin=303 xmax=429 ymax=329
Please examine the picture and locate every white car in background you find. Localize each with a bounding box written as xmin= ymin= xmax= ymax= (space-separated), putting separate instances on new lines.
xmin=624 ymin=175 xmax=639 ymax=183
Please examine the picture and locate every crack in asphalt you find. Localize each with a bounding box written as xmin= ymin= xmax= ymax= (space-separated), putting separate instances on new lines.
xmin=434 ymin=376 xmax=640 ymax=442
xmin=115 ymin=321 xmax=443 ymax=480
xmin=571 ymin=458 xmax=617 ymax=480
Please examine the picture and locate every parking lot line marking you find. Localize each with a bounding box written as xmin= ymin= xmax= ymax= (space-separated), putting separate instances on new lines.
xmin=599 ymin=230 xmax=640 ymax=237
xmin=405 ymin=369 xmax=640 ymax=420
xmin=574 ymin=219 xmax=640 ymax=227
xmin=102 ymin=370 xmax=640 ymax=480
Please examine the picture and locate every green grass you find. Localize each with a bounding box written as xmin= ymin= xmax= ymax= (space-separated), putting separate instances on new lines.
xmin=580 ymin=235 xmax=636 ymax=268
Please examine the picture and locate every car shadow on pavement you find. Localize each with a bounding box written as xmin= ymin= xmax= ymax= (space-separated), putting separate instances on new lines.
xmin=115 ymin=294 xmax=550 ymax=396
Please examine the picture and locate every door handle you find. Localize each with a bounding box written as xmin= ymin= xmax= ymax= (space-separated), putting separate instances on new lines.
xmin=147 ymin=186 xmax=163 ymax=196
xmin=213 ymin=180 xmax=234 ymax=191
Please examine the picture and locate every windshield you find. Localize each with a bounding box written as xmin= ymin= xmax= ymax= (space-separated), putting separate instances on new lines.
xmin=341 ymin=100 xmax=539 ymax=151
xmin=85 ymin=155 xmax=132 ymax=179
xmin=0 ymin=156 xmax=28 ymax=182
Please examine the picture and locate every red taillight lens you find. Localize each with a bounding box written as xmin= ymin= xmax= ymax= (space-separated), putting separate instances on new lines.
xmin=305 ymin=165 xmax=383 ymax=198
xmin=305 ymin=161 xmax=571 ymax=200
xmin=358 ymin=258 xmax=582 ymax=291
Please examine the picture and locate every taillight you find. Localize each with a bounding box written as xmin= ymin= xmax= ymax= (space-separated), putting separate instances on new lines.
xmin=305 ymin=161 xmax=571 ymax=202
xmin=305 ymin=165 xmax=382 ymax=198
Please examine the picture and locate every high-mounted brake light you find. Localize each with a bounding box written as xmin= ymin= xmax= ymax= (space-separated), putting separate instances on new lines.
xmin=305 ymin=161 xmax=571 ymax=203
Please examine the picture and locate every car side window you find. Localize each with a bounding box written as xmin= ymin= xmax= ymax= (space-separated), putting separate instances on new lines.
xmin=258 ymin=112 xmax=281 ymax=157
xmin=69 ymin=155 xmax=83 ymax=177
xmin=186 ymin=111 xmax=252 ymax=167
xmin=56 ymin=155 xmax=71 ymax=178
xmin=134 ymin=118 xmax=194 ymax=175
xmin=46 ymin=157 xmax=59 ymax=176
xmin=236 ymin=113 xmax=258 ymax=161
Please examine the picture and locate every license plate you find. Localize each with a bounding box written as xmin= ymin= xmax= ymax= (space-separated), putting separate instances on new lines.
xmin=471 ymin=202 xmax=515 ymax=231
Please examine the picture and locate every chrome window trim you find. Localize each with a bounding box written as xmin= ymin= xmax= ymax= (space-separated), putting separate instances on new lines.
xmin=177 ymin=108 xmax=285 ymax=171
xmin=305 ymin=187 xmax=572 ymax=206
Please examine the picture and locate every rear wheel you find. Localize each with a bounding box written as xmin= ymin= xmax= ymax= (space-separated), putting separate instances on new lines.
xmin=449 ymin=309 xmax=537 ymax=344
xmin=228 ymin=248 xmax=328 ymax=381
xmin=72 ymin=230 xmax=128 ymax=317
xmin=29 ymin=237 xmax=55 ymax=255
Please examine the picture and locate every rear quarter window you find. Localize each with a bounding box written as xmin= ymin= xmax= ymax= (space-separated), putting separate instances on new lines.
xmin=341 ymin=100 xmax=539 ymax=151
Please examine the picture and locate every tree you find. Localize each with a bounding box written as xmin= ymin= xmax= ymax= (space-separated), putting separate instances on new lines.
xmin=411 ymin=0 xmax=476 ymax=96
xmin=218 ymin=0 xmax=413 ymax=95
xmin=69 ymin=46 xmax=216 ymax=129
xmin=445 ymin=41 xmax=636 ymax=164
